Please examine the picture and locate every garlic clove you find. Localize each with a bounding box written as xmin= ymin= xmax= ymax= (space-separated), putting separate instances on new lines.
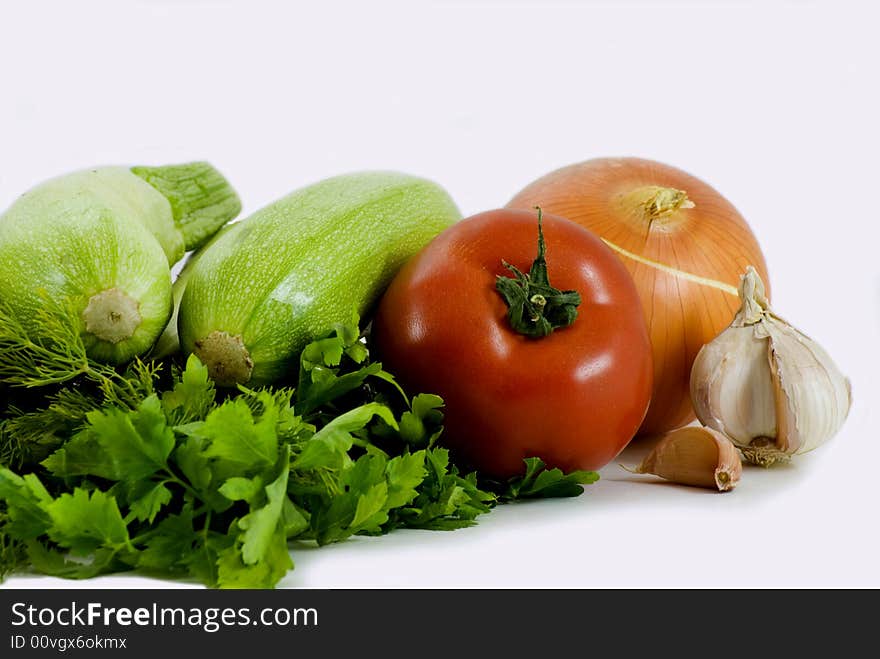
xmin=764 ymin=317 xmax=852 ymax=462
xmin=690 ymin=326 xmax=776 ymax=446
xmin=630 ymin=426 xmax=742 ymax=491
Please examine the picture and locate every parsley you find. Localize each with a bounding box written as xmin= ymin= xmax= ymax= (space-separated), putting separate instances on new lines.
xmin=0 ymin=315 xmax=598 ymax=588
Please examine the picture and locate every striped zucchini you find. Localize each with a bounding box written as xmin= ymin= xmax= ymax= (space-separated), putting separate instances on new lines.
xmin=0 ymin=163 xmax=240 ymax=364
xmin=178 ymin=171 xmax=460 ymax=386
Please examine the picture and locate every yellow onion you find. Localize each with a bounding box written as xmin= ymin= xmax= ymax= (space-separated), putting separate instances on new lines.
xmin=508 ymin=157 xmax=770 ymax=435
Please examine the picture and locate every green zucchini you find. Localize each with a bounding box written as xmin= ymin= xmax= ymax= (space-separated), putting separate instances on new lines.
xmin=0 ymin=163 xmax=240 ymax=365
xmin=149 ymin=224 xmax=233 ymax=360
xmin=178 ymin=171 xmax=461 ymax=386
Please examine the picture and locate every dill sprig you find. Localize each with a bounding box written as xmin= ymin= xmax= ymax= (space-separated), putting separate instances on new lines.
xmin=0 ymin=294 xmax=163 ymax=467
xmin=3 ymin=293 xmax=114 ymax=388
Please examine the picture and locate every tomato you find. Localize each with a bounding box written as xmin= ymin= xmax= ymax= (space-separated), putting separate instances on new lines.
xmin=372 ymin=208 xmax=653 ymax=478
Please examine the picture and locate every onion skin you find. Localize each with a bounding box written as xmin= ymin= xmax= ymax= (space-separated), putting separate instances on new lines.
xmin=508 ymin=157 xmax=770 ymax=435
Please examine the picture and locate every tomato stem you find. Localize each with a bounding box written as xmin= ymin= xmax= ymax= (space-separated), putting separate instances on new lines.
xmin=495 ymin=208 xmax=582 ymax=338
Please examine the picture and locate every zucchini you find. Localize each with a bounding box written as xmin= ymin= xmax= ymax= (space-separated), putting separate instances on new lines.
xmin=149 ymin=224 xmax=233 ymax=360
xmin=0 ymin=163 xmax=240 ymax=364
xmin=178 ymin=171 xmax=461 ymax=386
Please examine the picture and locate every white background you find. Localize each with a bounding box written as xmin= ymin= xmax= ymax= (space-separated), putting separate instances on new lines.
xmin=2 ymin=0 xmax=878 ymax=588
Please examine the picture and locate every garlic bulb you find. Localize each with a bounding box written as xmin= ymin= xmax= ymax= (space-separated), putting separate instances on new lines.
xmin=690 ymin=267 xmax=851 ymax=466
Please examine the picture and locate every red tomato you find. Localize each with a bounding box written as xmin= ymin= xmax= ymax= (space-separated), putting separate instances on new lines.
xmin=372 ymin=209 xmax=653 ymax=478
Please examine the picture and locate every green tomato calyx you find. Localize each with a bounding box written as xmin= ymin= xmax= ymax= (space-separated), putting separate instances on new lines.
xmin=495 ymin=208 xmax=582 ymax=338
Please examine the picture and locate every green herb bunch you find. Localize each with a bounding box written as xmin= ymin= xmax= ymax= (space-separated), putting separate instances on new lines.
xmin=0 ymin=300 xmax=597 ymax=588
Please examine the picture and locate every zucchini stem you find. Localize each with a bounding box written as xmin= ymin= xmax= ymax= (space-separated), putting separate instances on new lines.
xmin=82 ymin=288 xmax=142 ymax=344
xmin=193 ymin=330 xmax=254 ymax=387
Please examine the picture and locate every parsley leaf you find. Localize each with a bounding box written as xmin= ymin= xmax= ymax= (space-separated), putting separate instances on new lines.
xmin=201 ymin=396 xmax=279 ymax=473
xmin=27 ymin=541 xmax=122 ymax=579
xmin=238 ymin=454 xmax=290 ymax=565
xmin=0 ymin=469 xmax=53 ymax=540
xmin=216 ymin=528 xmax=292 ymax=589
xmin=127 ymin=482 xmax=173 ymax=525
xmin=161 ymin=354 xmax=216 ymax=424
xmin=386 ymin=448 xmax=496 ymax=531
xmin=500 ymin=457 xmax=600 ymax=500
xmin=43 ymin=396 xmax=174 ymax=482
xmin=46 ymin=488 xmax=130 ymax=553
xmin=136 ymin=507 xmax=199 ymax=572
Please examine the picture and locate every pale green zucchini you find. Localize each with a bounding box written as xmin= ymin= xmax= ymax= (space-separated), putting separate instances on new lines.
xmin=149 ymin=224 xmax=233 ymax=360
xmin=0 ymin=163 xmax=240 ymax=365
xmin=178 ymin=171 xmax=461 ymax=386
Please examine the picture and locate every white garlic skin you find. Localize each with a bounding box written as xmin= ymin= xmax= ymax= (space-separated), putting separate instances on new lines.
xmin=690 ymin=267 xmax=851 ymax=465
xmin=766 ymin=319 xmax=852 ymax=456
xmin=691 ymin=325 xmax=777 ymax=446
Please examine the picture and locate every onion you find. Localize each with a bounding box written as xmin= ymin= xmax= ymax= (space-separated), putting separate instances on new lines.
xmin=507 ymin=157 xmax=770 ymax=435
